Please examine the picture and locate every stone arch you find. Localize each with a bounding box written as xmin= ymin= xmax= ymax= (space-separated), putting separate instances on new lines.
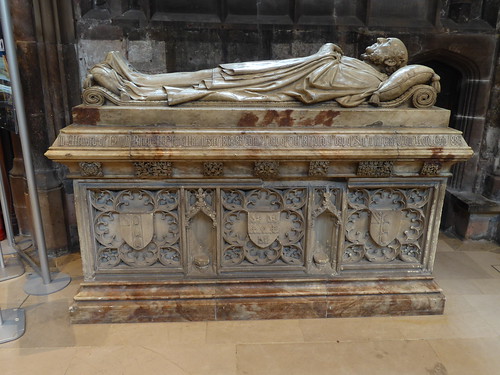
xmin=411 ymin=49 xmax=482 ymax=191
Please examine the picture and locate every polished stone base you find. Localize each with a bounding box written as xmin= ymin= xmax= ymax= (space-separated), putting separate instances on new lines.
xmin=70 ymin=277 xmax=444 ymax=323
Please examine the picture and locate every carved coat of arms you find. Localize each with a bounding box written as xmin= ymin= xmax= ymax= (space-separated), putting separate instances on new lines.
xmin=369 ymin=210 xmax=402 ymax=246
xmin=118 ymin=213 xmax=154 ymax=249
xmin=248 ymin=211 xmax=280 ymax=248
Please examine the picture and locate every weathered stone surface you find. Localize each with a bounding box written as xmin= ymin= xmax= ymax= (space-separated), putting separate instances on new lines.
xmin=70 ymin=104 xmax=452 ymax=128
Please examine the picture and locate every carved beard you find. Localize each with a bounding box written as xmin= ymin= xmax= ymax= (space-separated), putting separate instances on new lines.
xmin=361 ymin=51 xmax=386 ymax=67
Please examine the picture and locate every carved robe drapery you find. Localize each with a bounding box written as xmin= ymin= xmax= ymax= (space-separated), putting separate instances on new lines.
xmin=93 ymin=44 xmax=388 ymax=107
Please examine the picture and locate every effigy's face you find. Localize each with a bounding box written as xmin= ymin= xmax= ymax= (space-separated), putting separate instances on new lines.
xmin=362 ymin=38 xmax=394 ymax=66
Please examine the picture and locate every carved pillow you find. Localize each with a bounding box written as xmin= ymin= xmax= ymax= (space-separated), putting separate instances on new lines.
xmin=372 ymin=65 xmax=439 ymax=102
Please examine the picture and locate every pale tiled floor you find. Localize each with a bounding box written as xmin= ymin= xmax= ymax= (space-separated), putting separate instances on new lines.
xmin=1 ymin=233 xmax=500 ymax=375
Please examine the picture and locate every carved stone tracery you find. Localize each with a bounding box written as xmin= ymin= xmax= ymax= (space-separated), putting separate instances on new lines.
xmin=87 ymin=182 xmax=436 ymax=275
xmin=91 ymin=188 xmax=181 ymax=269
xmin=344 ymin=187 xmax=430 ymax=265
xmin=221 ymin=187 xmax=306 ymax=267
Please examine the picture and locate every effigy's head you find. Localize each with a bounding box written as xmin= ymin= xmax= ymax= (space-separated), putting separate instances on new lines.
xmin=362 ymin=37 xmax=408 ymax=75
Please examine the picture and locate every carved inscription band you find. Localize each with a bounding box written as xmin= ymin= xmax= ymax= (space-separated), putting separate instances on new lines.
xmin=59 ymin=133 xmax=466 ymax=149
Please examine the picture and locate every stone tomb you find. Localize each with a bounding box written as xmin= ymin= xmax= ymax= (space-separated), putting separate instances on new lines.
xmin=45 ymin=103 xmax=472 ymax=323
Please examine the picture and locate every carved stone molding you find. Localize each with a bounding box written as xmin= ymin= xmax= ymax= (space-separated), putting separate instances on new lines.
xmin=203 ymin=162 xmax=224 ymax=176
xmin=357 ymin=161 xmax=393 ymax=177
xmin=254 ymin=161 xmax=280 ymax=179
xmin=309 ymin=161 xmax=330 ymax=176
xmin=134 ymin=161 xmax=172 ymax=177
xmin=420 ymin=161 xmax=442 ymax=176
xmin=80 ymin=162 xmax=103 ymax=177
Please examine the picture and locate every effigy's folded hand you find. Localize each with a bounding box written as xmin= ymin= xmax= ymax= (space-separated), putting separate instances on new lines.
xmin=317 ymin=43 xmax=344 ymax=58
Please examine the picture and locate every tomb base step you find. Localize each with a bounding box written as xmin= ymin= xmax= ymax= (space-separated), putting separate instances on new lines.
xmin=70 ymin=277 xmax=445 ymax=323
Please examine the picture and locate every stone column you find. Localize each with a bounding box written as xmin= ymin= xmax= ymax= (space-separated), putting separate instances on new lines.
xmin=7 ymin=0 xmax=80 ymax=255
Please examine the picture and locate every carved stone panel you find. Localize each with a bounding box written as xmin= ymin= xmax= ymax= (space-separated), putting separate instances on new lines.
xmin=220 ymin=187 xmax=307 ymax=271
xmin=343 ymin=186 xmax=432 ymax=268
xmin=78 ymin=179 xmax=443 ymax=279
xmin=90 ymin=188 xmax=181 ymax=273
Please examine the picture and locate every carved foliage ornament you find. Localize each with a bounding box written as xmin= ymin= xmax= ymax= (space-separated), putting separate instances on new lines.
xmin=203 ymin=162 xmax=224 ymax=177
xmin=357 ymin=161 xmax=394 ymax=177
xmin=420 ymin=161 xmax=442 ymax=176
xmin=344 ymin=187 xmax=430 ymax=264
xmin=134 ymin=161 xmax=172 ymax=177
xmin=80 ymin=162 xmax=103 ymax=177
xmin=254 ymin=161 xmax=280 ymax=179
xmin=309 ymin=161 xmax=330 ymax=177
xmin=91 ymin=188 xmax=181 ymax=269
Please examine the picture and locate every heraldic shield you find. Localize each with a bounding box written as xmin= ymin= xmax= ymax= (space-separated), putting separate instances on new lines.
xmin=248 ymin=211 xmax=280 ymax=248
xmin=370 ymin=210 xmax=403 ymax=246
xmin=119 ymin=213 xmax=154 ymax=250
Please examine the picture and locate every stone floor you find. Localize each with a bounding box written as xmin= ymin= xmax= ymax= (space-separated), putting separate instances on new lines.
xmin=0 ymin=232 xmax=499 ymax=375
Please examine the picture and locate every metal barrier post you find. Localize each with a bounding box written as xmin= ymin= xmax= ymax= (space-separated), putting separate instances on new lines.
xmin=0 ymin=0 xmax=70 ymax=294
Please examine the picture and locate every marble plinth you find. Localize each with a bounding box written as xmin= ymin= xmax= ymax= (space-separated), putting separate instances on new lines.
xmin=70 ymin=277 xmax=444 ymax=323
xmin=46 ymin=104 xmax=472 ymax=323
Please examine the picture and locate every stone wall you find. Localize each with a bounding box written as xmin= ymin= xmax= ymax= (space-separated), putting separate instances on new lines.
xmin=3 ymin=0 xmax=499 ymax=250
xmin=70 ymin=0 xmax=500 ymax=241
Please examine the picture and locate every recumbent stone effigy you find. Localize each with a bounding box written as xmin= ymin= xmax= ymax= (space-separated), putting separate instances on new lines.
xmin=46 ymin=37 xmax=472 ymax=323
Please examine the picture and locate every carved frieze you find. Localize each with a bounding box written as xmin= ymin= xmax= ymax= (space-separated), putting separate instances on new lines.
xmin=90 ymin=188 xmax=181 ymax=270
xmin=343 ymin=187 xmax=430 ymax=265
xmin=357 ymin=161 xmax=394 ymax=177
xmin=134 ymin=161 xmax=172 ymax=177
xmin=221 ymin=188 xmax=306 ymax=268
xmin=80 ymin=162 xmax=103 ymax=177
